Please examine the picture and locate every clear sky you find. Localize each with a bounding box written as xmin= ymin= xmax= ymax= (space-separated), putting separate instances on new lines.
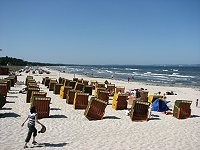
xmin=0 ymin=0 xmax=200 ymax=65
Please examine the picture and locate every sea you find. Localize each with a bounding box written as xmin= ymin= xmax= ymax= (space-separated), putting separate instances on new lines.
xmin=50 ymin=65 xmax=200 ymax=88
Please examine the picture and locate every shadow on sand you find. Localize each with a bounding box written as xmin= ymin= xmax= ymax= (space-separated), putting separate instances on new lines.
xmin=0 ymin=112 xmax=21 ymax=118
xmin=50 ymin=108 xmax=61 ymax=110
xmin=191 ymin=115 xmax=200 ymax=118
xmin=148 ymin=117 xmax=161 ymax=121
xmin=103 ymin=116 xmax=120 ymax=119
xmin=33 ymin=142 xmax=68 ymax=148
xmin=49 ymin=115 xmax=67 ymax=118
xmin=0 ymin=107 xmax=12 ymax=110
xmin=6 ymin=95 xmax=18 ymax=98
xmin=6 ymin=101 xmax=15 ymax=103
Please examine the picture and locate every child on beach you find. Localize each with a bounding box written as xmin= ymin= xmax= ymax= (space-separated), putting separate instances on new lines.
xmin=21 ymin=106 xmax=44 ymax=149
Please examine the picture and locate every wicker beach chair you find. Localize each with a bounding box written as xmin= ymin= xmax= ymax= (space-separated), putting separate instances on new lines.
xmin=49 ymin=79 xmax=57 ymax=91
xmin=69 ymin=81 xmax=76 ymax=89
xmin=0 ymin=84 xmax=8 ymax=97
xmin=115 ymin=86 xmax=125 ymax=94
xmin=30 ymin=91 xmax=47 ymax=107
xmin=140 ymin=91 xmax=149 ymax=102
xmin=84 ymin=97 xmax=107 ymax=120
xmin=106 ymin=84 xmax=115 ymax=96
xmin=63 ymin=79 xmax=70 ymax=86
xmin=82 ymin=80 xmax=89 ymax=86
xmin=173 ymin=100 xmax=192 ymax=119
xmin=97 ymin=91 xmax=109 ymax=104
xmin=84 ymin=85 xmax=93 ymax=95
xmin=73 ymin=78 xmax=78 ymax=82
xmin=96 ymin=82 xmax=105 ymax=88
xmin=74 ymin=92 xmax=89 ymax=109
xmin=26 ymin=76 xmax=33 ymax=85
xmin=74 ymin=82 xmax=84 ymax=91
xmin=112 ymin=93 xmax=128 ymax=110
xmin=53 ymin=83 xmax=63 ymax=94
xmin=90 ymin=80 xmax=97 ymax=89
xmin=26 ymin=87 xmax=40 ymax=103
xmin=130 ymin=100 xmax=149 ymax=121
xmin=5 ymin=76 xmax=16 ymax=87
xmin=44 ymin=78 xmax=51 ymax=87
xmin=94 ymin=87 xmax=106 ymax=97
xmin=0 ymin=79 xmax=11 ymax=91
xmin=60 ymin=86 xmax=72 ymax=99
xmin=32 ymin=97 xmax=51 ymax=119
xmin=67 ymin=90 xmax=81 ymax=104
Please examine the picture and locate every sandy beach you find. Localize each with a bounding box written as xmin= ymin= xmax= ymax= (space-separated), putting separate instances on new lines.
xmin=0 ymin=68 xmax=200 ymax=150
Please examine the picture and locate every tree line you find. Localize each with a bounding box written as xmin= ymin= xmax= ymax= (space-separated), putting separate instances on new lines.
xmin=0 ymin=56 xmax=65 ymax=66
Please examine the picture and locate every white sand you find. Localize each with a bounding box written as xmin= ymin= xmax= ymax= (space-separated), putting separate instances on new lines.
xmin=0 ymin=68 xmax=200 ymax=150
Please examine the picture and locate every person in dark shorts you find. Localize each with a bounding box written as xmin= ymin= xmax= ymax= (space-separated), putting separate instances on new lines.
xmin=196 ymin=99 xmax=199 ymax=107
xmin=21 ymin=106 xmax=44 ymax=149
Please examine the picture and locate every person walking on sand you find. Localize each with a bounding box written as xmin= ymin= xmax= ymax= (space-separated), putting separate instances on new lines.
xmin=196 ymin=99 xmax=199 ymax=107
xmin=21 ymin=106 xmax=44 ymax=149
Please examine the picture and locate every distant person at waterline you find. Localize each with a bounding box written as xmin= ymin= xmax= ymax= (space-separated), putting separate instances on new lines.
xmin=196 ymin=99 xmax=199 ymax=107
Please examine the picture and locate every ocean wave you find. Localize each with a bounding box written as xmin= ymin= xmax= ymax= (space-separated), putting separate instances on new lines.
xmin=168 ymin=74 xmax=194 ymax=78
xmin=105 ymin=70 xmax=113 ymax=73
xmin=125 ymin=68 xmax=140 ymax=71
xmin=144 ymin=72 xmax=151 ymax=75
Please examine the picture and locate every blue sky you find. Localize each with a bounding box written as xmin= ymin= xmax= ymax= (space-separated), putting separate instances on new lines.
xmin=0 ymin=0 xmax=199 ymax=65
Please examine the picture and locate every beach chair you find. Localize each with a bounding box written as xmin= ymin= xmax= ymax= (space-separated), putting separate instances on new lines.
xmin=140 ymin=91 xmax=149 ymax=102
xmin=5 ymin=76 xmax=15 ymax=87
xmin=84 ymin=85 xmax=93 ymax=95
xmin=96 ymin=82 xmax=105 ymax=88
xmin=26 ymin=79 xmax=36 ymax=87
xmin=130 ymin=100 xmax=149 ymax=121
xmin=77 ymin=79 xmax=83 ymax=83
xmin=115 ymin=86 xmax=125 ymax=94
xmin=106 ymin=84 xmax=115 ymax=96
xmin=26 ymin=87 xmax=40 ymax=103
xmin=44 ymin=78 xmax=51 ymax=87
xmin=112 ymin=93 xmax=128 ymax=110
xmin=90 ymin=80 xmax=97 ymax=89
xmin=94 ymin=87 xmax=106 ymax=97
xmin=49 ymin=79 xmax=57 ymax=91
xmin=82 ymin=80 xmax=89 ymax=86
xmin=58 ymin=77 xmax=64 ymax=84
xmin=60 ymin=86 xmax=72 ymax=99
xmin=97 ymin=91 xmax=109 ymax=104
xmin=0 ymin=94 xmax=6 ymax=109
xmin=63 ymin=79 xmax=70 ymax=86
xmin=148 ymin=95 xmax=163 ymax=103
xmin=26 ymin=76 xmax=33 ymax=85
xmin=74 ymin=92 xmax=89 ymax=109
xmin=30 ymin=91 xmax=47 ymax=107
xmin=74 ymin=82 xmax=84 ymax=91
xmin=0 ymin=79 xmax=11 ymax=91
xmin=28 ymin=83 xmax=39 ymax=88
xmin=84 ymin=97 xmax=107 ymax=120
xmin=53 ymin=83 xmax=63 ymax=94
xmin=67 ymin=90 xmax=81 ymax=104
xmin=173 ymin=100 xmax=192 ymax=119
xmin=0 ymin=84 xmax=8 ymax=97
xmin=69 ymin=81 xmax=76 ymax=89
xmin=32 ymin=97 xmax=51 ymax=119
xmin=73 ymin=78 xmax=78 ymax=82
xmin=61 ymin=78 xmax=66 ymax=85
